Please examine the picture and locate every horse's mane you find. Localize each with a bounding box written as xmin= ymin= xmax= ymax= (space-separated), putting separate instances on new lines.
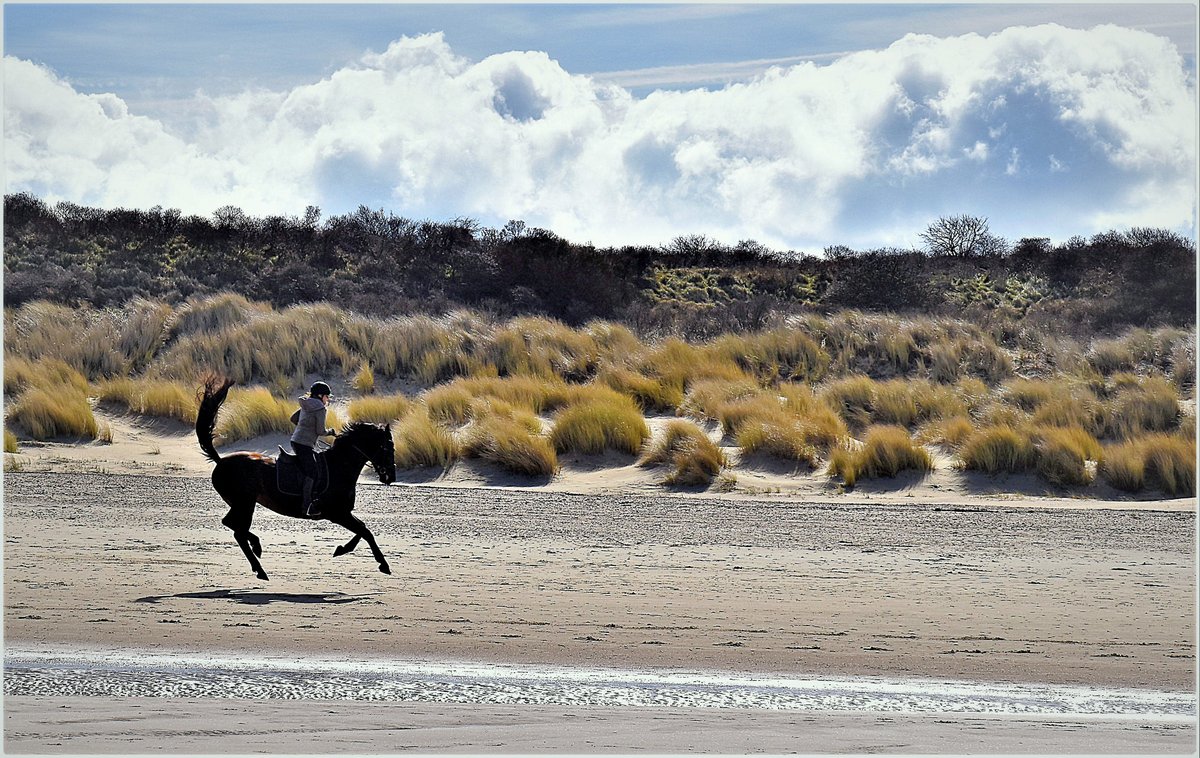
xmin=333 ymin=421 xmax=391 ymax=446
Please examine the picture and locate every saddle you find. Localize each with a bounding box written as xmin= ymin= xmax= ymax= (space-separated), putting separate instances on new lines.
xmin=275 ymin=447 xmax=330 ymax=498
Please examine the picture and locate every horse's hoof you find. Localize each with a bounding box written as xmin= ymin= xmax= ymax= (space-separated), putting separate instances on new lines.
xmin=256 ymin=571 xmax=269 ymax=581
xmin=333 ymin=545 xmax=350 ymax=557
xmin=379 ymin=563 xmax=391 ymax=575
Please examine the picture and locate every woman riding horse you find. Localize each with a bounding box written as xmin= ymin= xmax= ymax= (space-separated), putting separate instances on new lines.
xmin=196 ymin=377 xmax=397 ymax=581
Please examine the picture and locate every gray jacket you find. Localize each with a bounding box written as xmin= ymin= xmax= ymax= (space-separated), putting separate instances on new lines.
xmin=290 ymin=396 xmax=333 ymax=447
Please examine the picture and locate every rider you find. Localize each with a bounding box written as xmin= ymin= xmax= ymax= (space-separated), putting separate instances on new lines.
xmin=291 ymin=381 xmax=336 ymax=517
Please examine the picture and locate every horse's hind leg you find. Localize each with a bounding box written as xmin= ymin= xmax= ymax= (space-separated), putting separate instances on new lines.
xmin=330 ymin=514 xmax=390 ymax=575
xmin=220 ymin=503 xmax=269 ymax=581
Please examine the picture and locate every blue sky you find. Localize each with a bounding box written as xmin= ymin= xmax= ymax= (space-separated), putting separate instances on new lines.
xmin=4 ymin=4 xmax=1197 ymax=251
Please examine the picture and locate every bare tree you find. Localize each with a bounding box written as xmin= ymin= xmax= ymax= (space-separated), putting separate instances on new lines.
xmin=920 ymin=215 xmax=1007 ymax=257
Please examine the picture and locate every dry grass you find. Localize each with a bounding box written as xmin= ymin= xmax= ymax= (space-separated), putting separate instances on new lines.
xmin=819 ymin=375 xmax=877 ymax=428
xmin=1102 ymin=377 xmax=1181 ymax=440
xmin=4 ymin=356 xmax=90 ymax=397
xmin=423 ymin=383 xmax=475 ymax=426
xmin=393 ymin=406 xmax=460 ymax=470
xmin=215 ymin=387 xmax=299 ymax=443
xmin=4 ymin=427 xmax=18 ymax=453
xmin=918 ymin=415 xmax=976 ymax=449
xmin=639 ymin=419 xmax=727 ymax=487
xmin=959 ymin=425 xmax=1036 ymax=474
xmin=1099 ymin=434 xmax=1195 ymax=496
xmin=353 ymin=363 xmax=376 ymax=394
xmin=550 ymin=392 xmax=649 ymax=456
xmin=463 ymin=414 xmax=558 ymax=477
xmin=6 ymin=386 xmax=98 ymax=440
xmin=1034 ymin=425 xmax=1102 ymax=486
xmin=709 ymin=329 xmax=830 ymax=383
xmin=597 ymin=368 xmax=683 ymax=412
xmin=827 ymin=425 xmax=932 ymax=488
xmin=348 ymin=393 xmax=411 ymax=424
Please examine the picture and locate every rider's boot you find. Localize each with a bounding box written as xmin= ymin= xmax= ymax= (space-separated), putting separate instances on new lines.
xmin=302 ymin=477 xmax=321 ymax=517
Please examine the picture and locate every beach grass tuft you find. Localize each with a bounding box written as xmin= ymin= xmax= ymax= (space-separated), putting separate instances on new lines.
xmin=639 ymin=419 xmax=727 ymax=486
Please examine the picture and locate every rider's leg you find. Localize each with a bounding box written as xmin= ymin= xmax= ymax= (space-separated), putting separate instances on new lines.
xmin=292 ymin=443 xmax=321 ymax=517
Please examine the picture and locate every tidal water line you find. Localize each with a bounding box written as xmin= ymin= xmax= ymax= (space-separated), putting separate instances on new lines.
xmin=4 ymin=647 xmax=1195 ymax=720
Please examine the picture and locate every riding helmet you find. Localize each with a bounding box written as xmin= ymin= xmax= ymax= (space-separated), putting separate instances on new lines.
xmin=309 ymin=381 xmax=333 ymax=398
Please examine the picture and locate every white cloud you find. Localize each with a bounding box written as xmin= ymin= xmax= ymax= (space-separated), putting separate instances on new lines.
xmin=4 ymin=25 xmax=1195 ymax=249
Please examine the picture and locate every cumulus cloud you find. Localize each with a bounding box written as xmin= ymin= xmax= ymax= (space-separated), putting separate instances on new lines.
xmin=4 ymin=25 xmax=1195 ymax=249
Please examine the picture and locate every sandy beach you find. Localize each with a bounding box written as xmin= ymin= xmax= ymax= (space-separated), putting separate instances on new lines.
xmin=3 ymin=413 xmax=1197 ymax=753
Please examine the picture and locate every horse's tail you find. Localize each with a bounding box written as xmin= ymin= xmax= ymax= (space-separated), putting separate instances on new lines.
xmin=196 ymin=375 xmax=235 ymax=463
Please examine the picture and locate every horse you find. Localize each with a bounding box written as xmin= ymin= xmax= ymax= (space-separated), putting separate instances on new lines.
xmin=195 ymin=377 xmax=397 ymax=581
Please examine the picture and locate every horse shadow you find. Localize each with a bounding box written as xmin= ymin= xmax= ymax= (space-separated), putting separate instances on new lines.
xmin=135 ymin=589 xmax=375 ymax=606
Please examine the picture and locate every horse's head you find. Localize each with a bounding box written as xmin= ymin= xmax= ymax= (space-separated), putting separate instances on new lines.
xmin=338 ymin=422 xmax=396 ymax=485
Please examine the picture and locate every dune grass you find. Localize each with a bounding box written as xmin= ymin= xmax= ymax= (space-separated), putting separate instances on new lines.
xmin=1102 ymin=377 xmax=1181 ymax=440
xmin=94 ymin=378 xmax=199 ymax=423
xmin=4 ymin=427 xmax=18 ymax=453
xmin=827 ymin=425 xmax=932 ymax=488
xmin=1099 ymin=434 xmax=1195 ymax=496
xmin=1034 ymin=425 xmax=1103 ymax=486
xmin=7 ymin=385 xmax=99 ymax=440
xmin=639 ymin=419 xmax=727 ymax=487
xmin=423 ymin=383 xmax=475 ymax=426
xmin=393 ymin=406 xmax=460 ymax=470
xmin=215 ymin=387 xmax=301 ymax=443
xmin=353 ymin=363 xmax=376 ymax=394
xmin=348 ymin=393 xmax=411 ymax=424
xmin=463 ymin=414 xmax=558 ymax=477
xmin=958 ymin=425 xmax=1036 ymax=474
xmin=918 ymin=415 xmax=976 ymax=449
xmin=597 ymin=368 xmax=683 ymax=412
xmin=4 ymin=356 xmax=90 ymax=397
xmin=550 ymin=391 xmax=649 ymax=456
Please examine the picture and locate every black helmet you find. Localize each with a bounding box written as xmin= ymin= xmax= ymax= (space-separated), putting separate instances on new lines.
xmin=309 ymin=381 xmax=332 ymax=398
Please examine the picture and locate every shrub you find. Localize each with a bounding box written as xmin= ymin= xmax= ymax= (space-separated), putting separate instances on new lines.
xmin=463 ymin=414 xmax=557 ymax=476
xmin=550 ymin=394 xmax=649 ymax=455
xmin=959 ymin=425 xmax=1036 ymax=474
xmin=639 ymin=420 xmax=727 ymax=486
xmin=828 ymin=425 xmax=932 ymax=487
xmin=349 ymin=393 xmax=411 ymax=424
xmin=216 ymin=387 xmax=296 ymax=443
xmin=7 ymin=386 xmax=98 ymax=440
xmin=1100 ymin=434 xmax=1195 ymax=496
xmin=1035 ymin=426 xmax=1102 ymax=486
xmin=353 ymin=363 xmax=375 ymax=394
xmin=393 ymin=407 xmax=460 ymax=469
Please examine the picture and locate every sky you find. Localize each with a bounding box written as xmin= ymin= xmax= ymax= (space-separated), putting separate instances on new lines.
xmin=3 ymin=3 xmax=1197 ymax=252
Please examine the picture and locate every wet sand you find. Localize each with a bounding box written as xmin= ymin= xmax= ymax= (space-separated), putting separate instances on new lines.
xmin=5 ymin=696 xmax=1196 ymax=754
xmin=3 ymin=470 xmax=1197 ymax=753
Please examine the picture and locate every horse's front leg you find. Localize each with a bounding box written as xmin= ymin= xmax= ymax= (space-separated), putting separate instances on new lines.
xmin=329 ymin=514 xmax=390 ymax=575
xmin=333 ymin=535 xmax=361 ymax=557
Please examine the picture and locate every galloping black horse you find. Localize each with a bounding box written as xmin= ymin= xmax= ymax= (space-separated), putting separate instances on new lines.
xmin=196 ymin=377 xmax=397 ymax=580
